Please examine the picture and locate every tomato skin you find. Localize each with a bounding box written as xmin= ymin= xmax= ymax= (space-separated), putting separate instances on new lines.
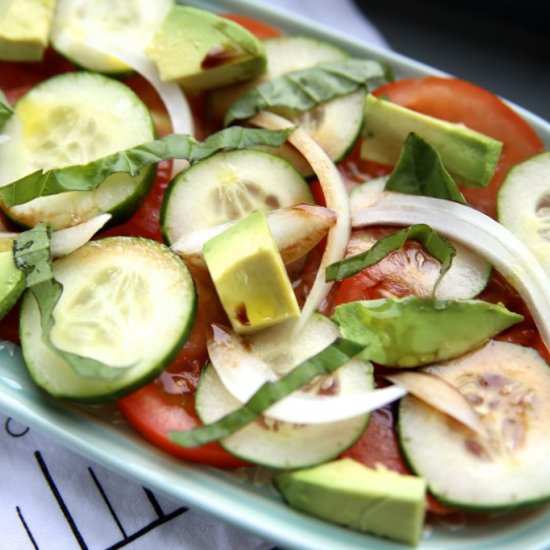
xmin=373 ymin=77 xmax=545 ymax=218
xmin=221 ymin=13 xmax=282 ymax=40
xmin=118 ymin=289 xmax=245 ymax=468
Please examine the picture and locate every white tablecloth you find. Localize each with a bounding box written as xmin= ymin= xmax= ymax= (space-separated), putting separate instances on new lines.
xmin=0 ymin=2 xmax=387 ymax=548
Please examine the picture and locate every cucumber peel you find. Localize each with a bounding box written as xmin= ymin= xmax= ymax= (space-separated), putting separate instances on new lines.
xmin=0 ymin=127 xmax=294 ymax=208
xmin=170 ymin=338 xmax=364 ymax=448
xmin=326 ymin=223 xmax=456 ymax=293
xmin=224 ymin=59 xmax=391 ymax=126
xmin=14 ymin=224 xmax=131 ymax=380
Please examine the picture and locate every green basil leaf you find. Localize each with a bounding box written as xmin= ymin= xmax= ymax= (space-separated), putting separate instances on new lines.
xmin=13 ymin=225 xmax=130 ymax=380
xmin=0 ymin=90 xmax=13 ymax=128
xmin=326 ymin=223 xmax=456 ymax=295
xmin=0 ymin=127 xmax=293 ymax=207
xmin=385 ymin=133 xmax=466 ymax=203
xmin=224 ymin=59 xmax=392 ymax=126
xmin=170 ymin=338 xmax=363 ymax=447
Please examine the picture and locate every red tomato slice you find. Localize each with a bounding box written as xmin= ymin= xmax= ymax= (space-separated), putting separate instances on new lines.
xmin=118 ymin=285 xmax=245 ymax=468
xmin=373 ymin=77 xmax=545 ymax=218
xmin=221 ymin=13 xmax=282 ymax=40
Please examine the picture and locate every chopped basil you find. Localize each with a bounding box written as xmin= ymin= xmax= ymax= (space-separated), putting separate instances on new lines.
xmin=385 ymin=133 xmax=466 ymax=203
xmin=224 ymin=59 xmax=391 ymax=126
xmin=326 ymin=223 xmax=456 ymax=294
xmin=0 ymin=127 xmax=293 ymax=207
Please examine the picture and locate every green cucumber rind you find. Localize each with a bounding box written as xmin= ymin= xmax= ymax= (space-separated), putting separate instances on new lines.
xmin=397 ymin=340 xmax=550 ymax=513
xmin=19 ymin=238 xmax=197 ymax=403
xmin=397 ymin=398 xmax=550 ymax=512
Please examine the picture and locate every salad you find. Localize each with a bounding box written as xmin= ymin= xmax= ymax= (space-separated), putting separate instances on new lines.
xmin=1 ymin=0 xmax=550 ymax=547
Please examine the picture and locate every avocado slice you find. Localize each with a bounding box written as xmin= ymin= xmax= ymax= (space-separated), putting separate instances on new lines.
xmin=361 ymin=94 xmax=503 ymax=187
xmin=275 ymin=458 xmax=427 ymax=546
xmin=146 ymin=6 xmax=266 ymax=93
xmin=0 ymin=0 xmax=55 ymax=61
xmin=0 ymin=237 xmax=25 ymax=319
xmin=203 ymin=210 xmax=299 ymax=334
xmin=332 ymin=297 xmax=522 ymax=368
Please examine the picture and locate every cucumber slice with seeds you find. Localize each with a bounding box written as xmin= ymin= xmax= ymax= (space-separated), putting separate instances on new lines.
xmin=208 ymin=36 xmax=365 ymax=174
xmin=50 ymin=0 xmax=172 ymax=74
xmin=196 ymin=361 xmax=371 ymax=469
xmin=19 ymin=237 xmax=196 ymax=402
xmin=0 ymin=72 xmax=156 ymax=230
xmin=498 ymin=152 xmax=550 ymax=276
xmin=399 ymin=340 xmax=550 ymax=510
xmin=161 ymin=149 xmax=313 ymax=246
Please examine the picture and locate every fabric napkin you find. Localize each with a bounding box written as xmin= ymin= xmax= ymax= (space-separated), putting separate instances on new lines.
xmin=0 ymin=2 xmax=388 ymax=548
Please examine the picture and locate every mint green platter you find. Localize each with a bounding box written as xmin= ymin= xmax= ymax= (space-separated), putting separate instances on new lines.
xmin=1 ymin=1 xmax=550 ymax=548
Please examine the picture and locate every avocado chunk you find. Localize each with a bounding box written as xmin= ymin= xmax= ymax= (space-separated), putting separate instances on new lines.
xmin=332 ymin=297 xmax=522 ymax=367
xmin=203 ymin=210 xmax=300 ymax=334
xmin=146 ymin=6 xmax=266 ymax=92
xmin=275 ymin=458 xmax=427 ymax=546
xmin=0 ymin=238 xmax=25 ymax=319
xmin=361 ymin=94 xmax=503 ymax=187
xmin=0 ymin=0 xmax=55 ymax=61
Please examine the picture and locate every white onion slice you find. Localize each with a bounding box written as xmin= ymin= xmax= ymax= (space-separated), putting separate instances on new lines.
xmin=0 ymin=135 xmax=10 ymax=146
xmin=1 ymin=214 xmax=110 ymax=257
xmin=50 ymin=213 xmax=111 ymax=257
xmin=250 ymin=111 xmax=350 ymax=330
xmin=352 ymin=193 xmax=550 ymax=350
xmin=172 ymin=204 xmax=336 ymax=272
xmin=79 ymin=38 xmax=193 ymax=177
xmin=0 ymin=231 xmax=19 ymax=239
xmin=207 ymin=321 xmax=406 ymax=424
xmin=266 ymin=383 xmax=407 ymax=425
xmin=386 ymin=371 xmax=486 ymax=436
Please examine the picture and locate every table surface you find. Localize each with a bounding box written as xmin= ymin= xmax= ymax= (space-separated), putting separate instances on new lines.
xmin=354 ymin=0 xmax=550 ymax=121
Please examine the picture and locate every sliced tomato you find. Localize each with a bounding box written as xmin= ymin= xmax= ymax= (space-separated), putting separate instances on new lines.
xmin=118 ymin=279 xmax=244 ymax=468
xmin=221 ymin=13 xmax=282 ymax=40
xmin=372 ymin=77 xmax=545 ymax=218
xmin=334 ymin=228 xmax=437 ymax=304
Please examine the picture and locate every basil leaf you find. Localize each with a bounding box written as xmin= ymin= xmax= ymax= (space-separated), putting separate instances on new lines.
xmin=224 ymin=59 xmax=392 ymax=126
xmin=0 ymin=127 xmax=293 ymax=207
xmin=170 ymin=338 xmax=363 ymax=447
xmin=13 ymin=225 xmax=130 ymax=380
xmin=0 ymin=90 xmax=13 ymax=128
xmin=326 ymin=223 xmax=456 ymax=294
xmin=385 ymin=133 xmax=466 ymax=203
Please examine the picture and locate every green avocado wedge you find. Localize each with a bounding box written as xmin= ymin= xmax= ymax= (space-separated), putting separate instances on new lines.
xmin=274 ymin=458 xmax=426 ymax=546
xmin=332 ymin=297 xmax=523 ymax=368
xmin=147 ymin=5 xmax=266 ymax=92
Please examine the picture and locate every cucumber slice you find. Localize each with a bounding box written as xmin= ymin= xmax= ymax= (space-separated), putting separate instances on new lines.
xmin=208 ymin=36 xmax=349 ymax=125
xmin=197 ymin=313 xmax=372 ymax=468
xmin=19 ymin=237 xmax=196 ymax=402
xmin=497 ymin=152 xmax=550 ymax=276
xmin=208 ymin=36 xmax=365 ymax=172
xmin=196 ymin=359 xmax=372 ymax=469
xmin=0 ymin=72 xmax=156 ymax=230
xmin=399 ymin=340 xmax=550 ymax=511
xmin=161 ymin=149 xmax=313 ymax=245
xmin=50 ymin=0 xmax=172 ymax=74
